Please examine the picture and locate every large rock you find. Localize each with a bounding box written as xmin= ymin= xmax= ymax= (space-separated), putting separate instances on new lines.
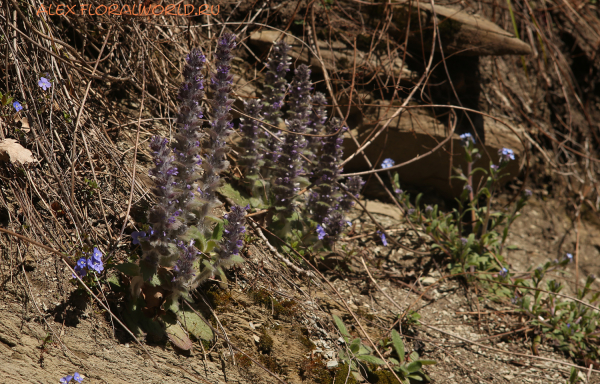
xmin=383 ymin=2 xmax=532 ymax=56
xmin=342 ymin=101 xmax=525 ymax=199
xmin=249 ymin=30 xmax=416 ymax=80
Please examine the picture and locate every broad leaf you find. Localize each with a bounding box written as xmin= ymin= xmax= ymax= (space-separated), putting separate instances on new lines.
xmin=333 ymin=315 xmax=350 ymax=339
xmin=349 ymin=338 xmax=361 ymax=354
xmin=164 ymin=321 xmax=193 ymax=351
xmin=218 ymin=183 xmax=251 ymax=207
xmin=178 ymin=306 xmax=214 ymax=342
xmin=391 ymin=329 xmax=405 ymax=363
xmin=212 ymin=222 xmax=224 ymax=241
xmin=355 ymin=354 xmax=385 ymax=365
xmin=115 ymin=262 xmax=140 ymax=276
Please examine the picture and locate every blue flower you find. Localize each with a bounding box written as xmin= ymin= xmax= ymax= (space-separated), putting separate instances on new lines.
xmin=73 ymin=257 xmax=88 ymax=279
xmin=131 ymin=231 xmax=146 ymax=245
xmin=566 ymin=253 xmax=573 ymax=263
xmin=92 ymin=247 xmax=102 ymax=262
xmin=60 ymin=374 xmax=73 ymax=383
xmin=499 ymin=268 xmax=508 ymax=278
xmin=73 ymin=372 xmax=84 ymax=383
xmin=381 ymin=158 xmax=395 ymax=169
xmin=460 ymin=237 xmax=468 ymax=246
xmin=13 ymin=101 xmax=22 ymax=112
xmin=76 ymin=257 xmax=87 ymax=269
xmin=38 ymin=77 xmax=51 ymax=90
xmin=524 ymin=189 xmax=532 ymax=197
xmin=377 ymin=231 xmax=388 ymax=246
xmin=459 ymin=133 xmax=475 ymax=146
xmin=425 ymin=205 xmax=433 ymax=213
xmin=87 ymin=254 xmax=104 ymax=274
xmin=490 ymin=164 xmax=498 ymax=171
xmin=316 ymin=225 xmax=326 ymax=240
xmin=498 ymin=148 xmax=515 ymax=163
xmin=394 ymin=188 xmax=403 ymax=195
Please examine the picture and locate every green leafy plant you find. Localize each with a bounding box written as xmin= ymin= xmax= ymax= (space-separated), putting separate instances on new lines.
xmin=385 ymin=330 xmax=435 ymax=383
xmin=333 ymin=314 xmax=385 ymax=379
xmin=333 ymin=315 xmax=436 ymax=383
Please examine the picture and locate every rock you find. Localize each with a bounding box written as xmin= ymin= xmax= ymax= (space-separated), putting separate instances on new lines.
xmin=359 ymin=200 xmax=403 ymax=221
xmin=383 ymin=2 xmax=532 ymax=56
xmin=420 ymin=276 xmax=437 ymax=286
xmin=249 ymin=30 xmax=416 ymax=80
xmin=342 ymin=100 xmax=524 ymax=199
xmin=326 ymin=360 xmax=339 ymax=369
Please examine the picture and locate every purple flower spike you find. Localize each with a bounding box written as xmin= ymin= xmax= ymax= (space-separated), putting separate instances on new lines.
xmin=38 ymin=77 xmax=51 ymax=90
xmin=170 ymin=46 xmax=207 ymax=236
xmin=215 ymin=205 xmax=248 ymax=269
xmin=196 ymin=33 xmax=237 ymax=234
xmin=172 ymin=240 xmax=199 ymax=291
xmin=273 ymin=64 xmax=313 ymax=214
xmin=239 ymin=99 xmax=265 ymax=191
xmin=305 ymin=92 xmax=328 ymax=176
xmin=261 ymin=40 xmax=292 ymax=178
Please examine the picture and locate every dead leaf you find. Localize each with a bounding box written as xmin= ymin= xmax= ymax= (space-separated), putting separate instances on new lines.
xmin=14 ymin=117 xmax=30 ymax=133
xmin=0 ymin=139 xmax=36 ymax=165
xmin=51 ymin=201 xmax=65 ymax=217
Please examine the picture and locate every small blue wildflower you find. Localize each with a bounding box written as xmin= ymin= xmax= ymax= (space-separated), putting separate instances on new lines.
xmin=425 ymin=205 xmax=433 ymax=213
xmin=524 ymin=189 xmax=532 ymax=197
xmin=395 ymin=188 xmax=403 ymax=195
xmin=498 ymin=148 xmax=515 ymax=162
xmin=377 ymin=231 xmax=388 ymax=246
xmin=131 ymin=231 xmax=146 ymax=245
xmin=316 ymin=225 xmax=326 ymax=240
xmin=381 ymin=158 xmax=395 ymax=169
xmin=407 ymin=208 xmax=415 ymax=215
xmin=73 ymin=372 xmax=84 ymax=383
xmin=464 ymin=184 xmax=472 ymax=192
xmin=566 ymin=253 xmax=573 ymax=263
xmin=460 ymin=237 xmax=468 ymax=246
xmin=73 ymin=257 xmax=88 ymax=279
xmin=38 ymin=77 xmax=51 ymax=90
xmin=499 ymin=268 xmax=508 ymax=278
xmin=459 ymin=133 xmax=475 ymax=146
xmin=13 ymin=101 xmax=22 ymax=112
xmin=60 ymin=374 xmax=73 ymax=383
xmin=490 ymin=164 xmax=498 ymax=171
xmin=87 ymin=247 xmax=104 ymax=273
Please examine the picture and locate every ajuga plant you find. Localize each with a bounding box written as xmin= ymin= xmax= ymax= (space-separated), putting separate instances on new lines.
xmin=260 ymin=40 xmax=292 ymax=181
xmin=121 ymin=34 xmax=248 ymax=350
xmin=304 ymin=92 xmax=328 ymax=178
xmin=238 ymin=99 xmax=265 ymax=194
xmin=235 ymin=40 xmax=364 ymax=250
xmin=272 ymin=64 xmax=312 ymax=215
xmin=308 ymin=118 xmax=361 ymax=246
